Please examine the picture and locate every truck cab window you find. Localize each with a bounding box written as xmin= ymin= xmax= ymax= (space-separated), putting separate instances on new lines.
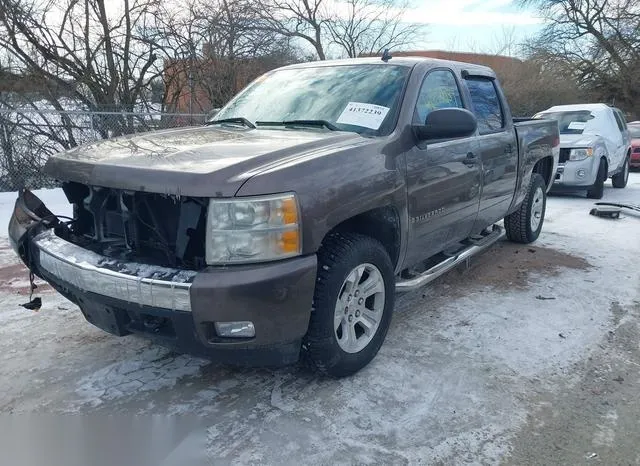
xmin=466 ymin=78 xmax=504 ymax=134
xmin=414 ymin=70 xmax=464 ymax=123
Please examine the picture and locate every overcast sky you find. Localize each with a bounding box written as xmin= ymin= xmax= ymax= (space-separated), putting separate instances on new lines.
xmin=101 ymin=0 xmax=543 ymax=56
xmin=405 ymin=0 xmax=542 ymax=53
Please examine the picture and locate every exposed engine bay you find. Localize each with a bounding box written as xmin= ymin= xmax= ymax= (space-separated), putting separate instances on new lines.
xmin=58 ymin=182 xmax=207 ymax=270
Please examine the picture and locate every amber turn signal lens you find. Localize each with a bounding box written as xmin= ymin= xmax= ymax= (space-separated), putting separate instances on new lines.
xmin=279 ymin=230 xmax=300 ymax=254
xmin=280 ymin=197 xmax=298 ymax=225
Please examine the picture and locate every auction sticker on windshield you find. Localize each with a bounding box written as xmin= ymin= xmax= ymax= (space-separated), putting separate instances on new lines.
xmin=337 ymin=102 xmax=390 ymax=130
xmin=568 ymin=121 xmax=587 ymax=130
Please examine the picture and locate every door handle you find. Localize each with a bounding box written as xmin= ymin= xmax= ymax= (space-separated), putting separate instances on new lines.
xmin=463 ymin=152 xmax=477 ymax=166
xmin=504 ymin=144 xmax=513 ymax=154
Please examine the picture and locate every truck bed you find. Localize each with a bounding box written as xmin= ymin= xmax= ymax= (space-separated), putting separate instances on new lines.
xmin=511 ymin=118 xmax=560 ymax=207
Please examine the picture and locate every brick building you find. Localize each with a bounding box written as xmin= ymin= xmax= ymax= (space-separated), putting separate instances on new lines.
xmin=388 ymin=50 xmax=522 ymax=70
xmin=163 ymin=45 xmax=291 ymax=115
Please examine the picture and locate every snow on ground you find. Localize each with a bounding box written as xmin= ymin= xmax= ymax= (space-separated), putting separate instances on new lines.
xmin=1 ymin=175 xmax=640 ymax=465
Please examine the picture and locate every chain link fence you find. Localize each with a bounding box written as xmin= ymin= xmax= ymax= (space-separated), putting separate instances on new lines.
xmin=0 ymin=108 xmax=208 ymax=192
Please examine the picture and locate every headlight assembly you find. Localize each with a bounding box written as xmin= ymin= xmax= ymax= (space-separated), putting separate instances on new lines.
xmin=569 ymin=147 xmax=593 ymax=161
xmin=205 ymin=193 xmax=301 ymax=264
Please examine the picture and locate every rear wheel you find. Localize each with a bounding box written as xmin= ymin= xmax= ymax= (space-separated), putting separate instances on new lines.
xmin=302 ymin=232 xmax=394 ymax=377
xmin=505 ymin=173 xmax=546 ymax=244
xmin=587 ymin=159 xmax=606 ymax=199
xmin=612 ymin=156 xmax=630 ymax=188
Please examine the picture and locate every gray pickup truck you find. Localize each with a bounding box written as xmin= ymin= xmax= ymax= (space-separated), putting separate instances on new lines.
xmin=9 ymin=57 xmax=559 ymax=376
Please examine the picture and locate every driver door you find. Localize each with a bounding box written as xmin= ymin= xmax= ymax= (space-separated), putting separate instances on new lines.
xmin=404 ymin=69 xmax=482 ymax=267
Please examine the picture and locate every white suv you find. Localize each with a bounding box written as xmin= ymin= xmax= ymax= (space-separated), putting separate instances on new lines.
xmin=535 ymin=103 xmax=631 ymax=198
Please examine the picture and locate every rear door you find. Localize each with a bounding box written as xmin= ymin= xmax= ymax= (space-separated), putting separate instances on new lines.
xmin=613 ymin=109 xmax=630 ymax=167
xmin=463 ymin=76 xmax=518 ymax=227
xmin=404 ymin=68 xmax=482 ymax=264
xmin=604 ymin=110 xmax=625 ymax=171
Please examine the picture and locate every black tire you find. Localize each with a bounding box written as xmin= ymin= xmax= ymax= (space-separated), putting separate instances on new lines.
xmin=587 ymin=159 xmax=606 ymax=199
xmin=302 ymin=232 xmax=395 ymax=377
xmin=612 ymin=156 xmax=630 ymax=188
xmin=504 ymin=173 xmax=547 ymax=244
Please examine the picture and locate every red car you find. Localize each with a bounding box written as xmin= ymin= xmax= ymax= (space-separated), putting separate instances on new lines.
xmin=630 ymin=123 xmax=640 ymax=169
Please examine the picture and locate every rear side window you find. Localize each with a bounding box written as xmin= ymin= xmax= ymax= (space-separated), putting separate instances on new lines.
xmin=465 ymin=78 xmax=504 ymax=134
xmin=618 ymin=110 xmax=627 ymax=124
xmin=613 ymin=111 xmax=626 ymax=131
xmin=414 ymin=70 xmax=464 ymax=123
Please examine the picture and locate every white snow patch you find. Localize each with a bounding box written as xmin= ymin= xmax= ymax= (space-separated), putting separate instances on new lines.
xmin=0 ymin=188 xmax=72 ymax=235
xmin=71 ymin=347 xmax=209 ymax=409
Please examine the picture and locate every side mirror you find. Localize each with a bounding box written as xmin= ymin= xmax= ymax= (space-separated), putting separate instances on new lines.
xmin=413 ymin=108 xmax=478 ymax=142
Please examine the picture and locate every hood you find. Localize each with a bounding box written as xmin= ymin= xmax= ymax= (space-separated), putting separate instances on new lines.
xmin=559 ymin=133 xmax=600 ymax=148
xmin=45 ymin=126 xmax=366 ymax=197
xmin=632 ymin=138 xmax=640 ymax=148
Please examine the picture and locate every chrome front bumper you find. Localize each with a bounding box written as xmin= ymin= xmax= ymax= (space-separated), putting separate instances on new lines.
xmin=33 ymin=230 xmax=196 ymax=312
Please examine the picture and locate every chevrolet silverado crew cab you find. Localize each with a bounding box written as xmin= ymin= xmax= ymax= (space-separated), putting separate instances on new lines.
xmin=9 ymin=57 xmax=560 ymax=377
xmin=534 ymin=103 xmax=631 ymax=198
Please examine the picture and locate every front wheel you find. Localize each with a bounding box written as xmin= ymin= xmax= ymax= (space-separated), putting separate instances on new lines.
xmin=587 ymin=159 xmax=607 ymax=199
xmin=505 ymin=173 xmax=547 ymax=244
xmin=612 ymin=156 xmax=630 ymax=188
xmin=302 ymin=232 xmax=394 ymax=377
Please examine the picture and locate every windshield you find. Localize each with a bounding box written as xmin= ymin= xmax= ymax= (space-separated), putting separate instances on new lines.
xmin=535 ymin=110 xmax=595 ymax=135
xmin=629 ymin=125 xmax=640 ymax=138
xmin=212 ymin=64 xmax=410 ymax=136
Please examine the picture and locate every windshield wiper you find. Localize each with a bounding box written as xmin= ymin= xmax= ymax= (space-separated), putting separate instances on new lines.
xmin=207 ymin=117 xmax=256 ymax=129
xmin=256 ymin=120 xmax=339 ymax=131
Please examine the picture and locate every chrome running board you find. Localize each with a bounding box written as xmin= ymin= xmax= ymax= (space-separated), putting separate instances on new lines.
xmin=395 ymin=224 xmax=504 ymax=292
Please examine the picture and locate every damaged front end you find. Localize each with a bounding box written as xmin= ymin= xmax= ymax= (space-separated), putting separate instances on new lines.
xmin=8 ymin=187 xmax=200 ymax=336
xmin=8 ymin=186 xmax=317 ymax=366
xmin=8 ymin=189 xmax=63 ymax=264
xmin=59 ymin=182 xmax=208 ymax=270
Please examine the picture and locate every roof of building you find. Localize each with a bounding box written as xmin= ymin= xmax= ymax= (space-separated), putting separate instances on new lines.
xmin=279 ymin=56 xmax=495 ymax=76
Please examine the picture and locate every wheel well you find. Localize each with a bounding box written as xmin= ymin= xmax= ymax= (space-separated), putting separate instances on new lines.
xmin=533 ymin=156 xmax=554 ymax=189
xmin=328 ymin=206 xmax=400 ymax=268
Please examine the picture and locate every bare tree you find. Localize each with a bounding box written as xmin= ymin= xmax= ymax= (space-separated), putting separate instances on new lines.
xmin=0 ymin=101 xmax=70 ymax=190
xmin=0 ymin=0 xmax=194 ymax=189
xmin=0 ymin=0 xmax=175 ymax=137
xmin=186 ymin=0 xmax=298 ymax=108
xmin=259 ymin=0 xmax=329 ymax=59
xmin=488 ymin=26 xmax=519 ymax=57
xmin=496 ymin=56 xmax=585 ymax=116
xmin=521 ymin=0 xmax=640 ymax=116
xmin=258 ymin=0 xmax=422 ymax=60
xmin=326 ymin=0 xmax=423 ymax=58
xmin=445 ymin=25 xmax=584 ymax=116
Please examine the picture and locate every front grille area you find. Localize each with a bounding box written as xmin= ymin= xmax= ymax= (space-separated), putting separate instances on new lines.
xmin=559 ymin=148 xmax=570 ymax=163
xmin=58 ymin=182 xmax=207 ymax=270
xmin=634 ymin=147 xmax=640 ymax=153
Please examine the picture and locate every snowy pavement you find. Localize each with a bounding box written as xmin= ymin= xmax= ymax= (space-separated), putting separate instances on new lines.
xmin=1 ymin=175 xmax=640 ymax=465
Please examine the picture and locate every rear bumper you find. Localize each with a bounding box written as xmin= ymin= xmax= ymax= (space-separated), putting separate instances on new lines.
xmin=9 ymin=191 xmax=316 ymax=366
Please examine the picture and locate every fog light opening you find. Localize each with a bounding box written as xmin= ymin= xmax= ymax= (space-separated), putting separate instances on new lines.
xmin=215 ymin=321 xmax=256 ymax=338
xmin=577 ymin=169 xmax=586 ymax=178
